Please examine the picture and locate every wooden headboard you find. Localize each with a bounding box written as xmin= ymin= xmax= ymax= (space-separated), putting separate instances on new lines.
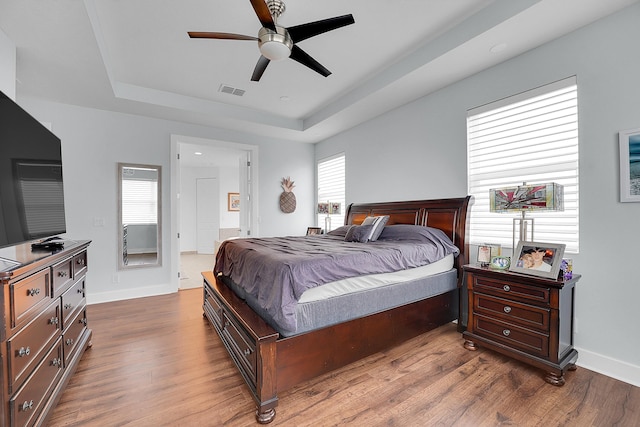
xmin=344 ymin=196 xmax=473 ymax=277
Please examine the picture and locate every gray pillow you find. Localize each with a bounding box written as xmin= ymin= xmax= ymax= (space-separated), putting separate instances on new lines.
xmin=345 ymin=225 xmax=374 ymax=243
xmin=360 ymin=215 xmax=390 ymax=242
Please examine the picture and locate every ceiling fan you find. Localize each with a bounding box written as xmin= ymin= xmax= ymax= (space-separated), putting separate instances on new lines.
xmin=188 ymin=0 xmax=355 ymax=82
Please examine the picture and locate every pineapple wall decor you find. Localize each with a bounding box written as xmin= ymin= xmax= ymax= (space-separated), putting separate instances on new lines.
xmin=279 ymin=177 xmax=296 ymax=213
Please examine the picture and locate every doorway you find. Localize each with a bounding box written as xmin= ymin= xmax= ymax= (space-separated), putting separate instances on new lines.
xmin=171 ymin=135 xmax=258 ymax=290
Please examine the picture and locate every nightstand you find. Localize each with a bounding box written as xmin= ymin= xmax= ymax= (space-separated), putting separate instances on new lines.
xmin=462 ymin=264 xmax=580 ymax=386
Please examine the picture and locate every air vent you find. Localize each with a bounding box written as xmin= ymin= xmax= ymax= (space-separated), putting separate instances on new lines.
xmin=218 ymin=84 xmax=245 ymax=97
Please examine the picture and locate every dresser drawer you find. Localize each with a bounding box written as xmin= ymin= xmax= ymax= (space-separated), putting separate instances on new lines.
xmin=61 ymin=277 xmax=86 ymax=329
xmin=7 ymin=299 xmax=60 ymax=393
xmin=52 ymin=258 xmax=73 ymax=296
xmin=10 ymin=338 xmax=64 ymax=427
xmin=222 ymin=312 xmax=257 ymax=387
xmin=473 ymin=314 xmax=549 ymax=358
xmin=474 ymin=294 xmax=550 ymax=332
xmin=73 ymin=250 xmax=88 ymax=278
xmin=63 ymin=308 xmax=87 ymax=365
xmin=473 ymin=276 xmax=550 ymax=305
xmin=11 ymin=269 xmax=50 ymax=330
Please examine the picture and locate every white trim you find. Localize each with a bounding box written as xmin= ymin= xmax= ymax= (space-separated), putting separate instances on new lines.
xmin=575 ymin=346 xmax=640 ymax=387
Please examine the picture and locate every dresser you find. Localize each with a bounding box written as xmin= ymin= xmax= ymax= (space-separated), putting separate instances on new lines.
xmin=462 ymin=264 xmax=579 ymax=386
xmin=0 ymin=240 xmax=92 ymax=426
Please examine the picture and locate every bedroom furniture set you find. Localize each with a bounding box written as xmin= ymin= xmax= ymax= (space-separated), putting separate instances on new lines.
xmin=202 ymin=196 xmax=579 ymax=424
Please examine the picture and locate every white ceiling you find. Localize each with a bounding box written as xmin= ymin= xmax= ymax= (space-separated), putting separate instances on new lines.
xmin=1 ymin=0 xmax=637 ymax=144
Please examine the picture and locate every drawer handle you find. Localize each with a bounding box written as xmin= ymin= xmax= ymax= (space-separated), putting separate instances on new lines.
xmin=21 ymin=400 xmax=34 ymax=412
xmin=502 ymin=329 xmax=511 ymax=337
xmin=77 ymin=288 xmax=84 ymax=294
xmin=17 ymin=346 xmax=31 ymax=357
xmin=503 ymin=306 xmax=512 ymax=314
xmin=49 ymin=317 xmax=59 ymax=325
xmin=66 ymin=338 xmax=74 ymax=346
xmin=58 ymin=271 xmax=68 ymax=278
xmin=503 ymin=285 xmax=511 ymax=292
xmin=64 ymin=303 xmax=73 ymax=310
xmin=244 ymin=348 xmax=251 ymax=356
xmin=80 ymin=318 xmax=88 ymax=326
xmin=27 ymin=288 xmax=41 ymax=296
xmin=51 ymin=357 xmax=62 ymax=367
xmin=77 ymin=259 xmax=85 ymax=265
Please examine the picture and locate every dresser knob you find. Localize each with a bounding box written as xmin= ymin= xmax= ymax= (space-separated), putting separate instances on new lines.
xmin=66 ymin=338 xmax=74 ymax=346
xmin=51 ymin=357 xmax=62 ymax=367
xmin=77 ymin=259 xmax=85 ymax=265
xmin=244 ymin=348 xmax=251 ymax=356
xmin=58 ymin=271 xmax=68 ymax=277
xmin=27 ymin=288 xmax=41 ymax=296
xmin=21 ymin=400 xmax=34 ymax=412
xmin=49 ymin=317 xmax=59 ymax=325
xmin=17 ymin=346 xmax=31 ymax=357
xmin=502 ymin=329 xmax=511 ymax=337
xmin=503 ymin=285 xmax=511 ymax=292
xmin=503 ymin=306 xmax=512 ymax=314
xmin=80 ymin=318 xmax=88 ymax=326
xmin=64 ymin=303 xmax=73 ymax=310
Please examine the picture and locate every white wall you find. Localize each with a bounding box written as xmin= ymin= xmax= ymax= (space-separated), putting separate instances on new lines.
xmin=0 ymin=28 xmax=15 ymax=99
xmin=12 ymin=97 xmax=315 ymax=304
xmin=316 ymin=4 xmax=640 ymax=385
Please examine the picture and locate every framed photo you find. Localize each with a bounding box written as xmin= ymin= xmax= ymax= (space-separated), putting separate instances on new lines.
xmin=306 ymin=227 xmax=322 ymax=236
xmin=619 ymin=127 xmax=640 ymax=202
xmin=509 ymin=241 xmax=565 ymax=279
xmin=227 ymin=192 xmax=240 ymax=211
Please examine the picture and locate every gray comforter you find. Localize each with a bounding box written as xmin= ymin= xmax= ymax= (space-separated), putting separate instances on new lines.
xmin=214 ymin=226 xmax=459 ymax=335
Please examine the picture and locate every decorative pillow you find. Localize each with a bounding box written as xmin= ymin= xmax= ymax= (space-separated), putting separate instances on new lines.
xmin=326 ymin=225 xmax=354 ymax=237
xmin=344 ymin=225 xmax=374 ymax=243
xmin=360 ymin=215 xmax=390 ymax=242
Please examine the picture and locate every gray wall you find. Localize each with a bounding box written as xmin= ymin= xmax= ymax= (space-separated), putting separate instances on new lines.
xmin=14 ymin=98 xmax=316 ymax=304
xmin=316 ymin=4 xmax=640 ymax=385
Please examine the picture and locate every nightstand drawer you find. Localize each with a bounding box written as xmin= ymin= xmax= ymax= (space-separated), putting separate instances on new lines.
xmin=474 ymin=294 xmax=550 ymax=332
xmin=473 ymin=314 xmax=549 ymax=358
xmin=473 ymin=276 xmax=550 ymax=305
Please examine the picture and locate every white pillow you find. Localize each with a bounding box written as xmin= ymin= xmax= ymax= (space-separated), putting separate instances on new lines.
xmin=360 ymin=215 xmax=389 ymax=241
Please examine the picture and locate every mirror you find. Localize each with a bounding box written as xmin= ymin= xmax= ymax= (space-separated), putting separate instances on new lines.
xmin=118 ymin=163 xmax=161 ymax=269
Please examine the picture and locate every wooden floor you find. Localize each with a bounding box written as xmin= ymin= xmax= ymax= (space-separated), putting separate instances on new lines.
xmin=48 ymin=288 xmax=639 ymax=427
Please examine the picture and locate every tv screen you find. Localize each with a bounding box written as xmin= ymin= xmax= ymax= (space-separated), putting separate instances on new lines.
xmin=0 ymin=91 xmax=66 ymax=249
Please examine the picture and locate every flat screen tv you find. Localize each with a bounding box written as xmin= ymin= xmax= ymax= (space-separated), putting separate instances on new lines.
xmin=0 ymin=90 xmax=66 ymax=249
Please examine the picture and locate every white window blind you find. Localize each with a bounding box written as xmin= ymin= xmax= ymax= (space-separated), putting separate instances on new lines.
xmin=467 ymin=77 xmax=579 ymax=253
xmin=122 ymin=179 xmax=158 ymax=224
xmin=317 ymin=154 xmax=345 ymax=231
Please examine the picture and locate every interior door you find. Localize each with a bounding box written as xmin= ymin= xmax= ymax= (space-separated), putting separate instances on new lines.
xmin=239 ymin=152 xmax=252 ymax=237
xmin=196 ymin=178 xmax=219 ymax=254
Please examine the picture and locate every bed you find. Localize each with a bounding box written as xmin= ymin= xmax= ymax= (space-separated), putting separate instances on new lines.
xmin=202 ymin=196 xmax=471 ymax=423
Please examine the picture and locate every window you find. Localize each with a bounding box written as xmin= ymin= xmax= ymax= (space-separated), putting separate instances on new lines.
xmin=467 ymin=77 xmax=579 ymax=253
xmin=122 ymin=172 xmax=158 ymax=224
xmin=317 ymin=154 xmax=345 ymax=232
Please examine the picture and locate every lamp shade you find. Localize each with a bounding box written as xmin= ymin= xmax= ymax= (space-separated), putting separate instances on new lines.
xmin=489 ymin=183 xmax=564 ymax=212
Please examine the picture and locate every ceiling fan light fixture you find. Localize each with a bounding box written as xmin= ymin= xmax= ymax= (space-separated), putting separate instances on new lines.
xmin=258 ymin=26 xmax=292 ymax=61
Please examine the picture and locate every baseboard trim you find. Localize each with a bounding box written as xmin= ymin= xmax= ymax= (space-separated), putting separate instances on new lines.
xmin=87 ymin=283 xmax=175 ymax=305
xmin=575 ymin=346 xmax=640 ymax=387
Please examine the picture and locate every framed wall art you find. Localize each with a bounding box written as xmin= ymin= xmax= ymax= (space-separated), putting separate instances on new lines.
xmin=509 ymin=241 xmax=565 ymax=279
xmin=619 ymin=127 xmax=640 ymax=202
xmin=228 ymin=192 xmax=240 ymax=211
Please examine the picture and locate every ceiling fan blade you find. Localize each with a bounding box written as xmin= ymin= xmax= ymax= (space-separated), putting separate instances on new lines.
xmin=289 ymin=45 xmax=330 ymax=77
xmin=251 ymin=56 xmax=271 ymax=81
xmin=287 ymin=14 xmax=355 ymax=43
xmin=250 ymin=0 xmax=276 ymax=31
xmin=188 ymin=31 xmax=257 ymax=41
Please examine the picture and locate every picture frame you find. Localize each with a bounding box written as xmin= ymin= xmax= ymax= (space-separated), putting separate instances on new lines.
xmin=306 ymin=227 xmax=322 ymax=236
xmin=509 ymin=241 xmax=566 ymax=279
xmin=619 ymin=127 xmax=640 ymax=202
xmin=227 ymin=192 xmax=240 ymax=211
